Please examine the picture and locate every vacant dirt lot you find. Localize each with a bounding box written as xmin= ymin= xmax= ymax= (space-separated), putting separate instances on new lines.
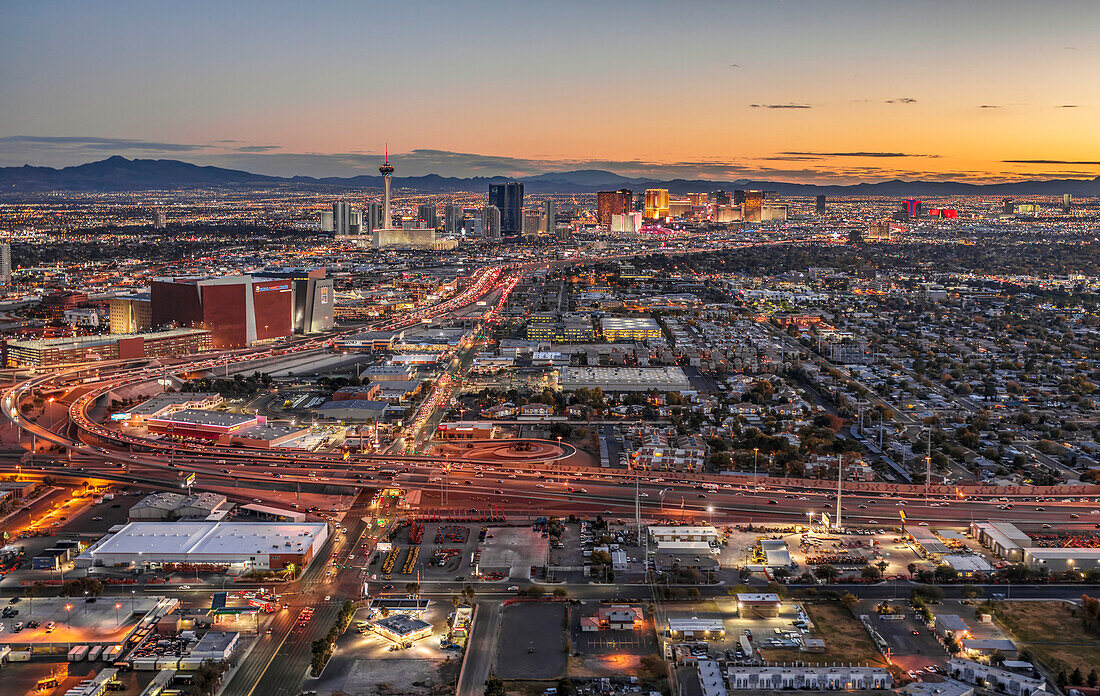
xmin=992 ymin=600 xmax=1100 ymax=675
xmin=759 ymin=602 xmax=885 ymax=667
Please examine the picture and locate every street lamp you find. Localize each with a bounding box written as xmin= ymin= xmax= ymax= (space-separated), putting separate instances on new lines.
xmin=115 ymin=603 xmax=121 ymax=625
xmin=65 ymin=603 xmax=72 ymax=626
xmin=753 ymin=448 xmax=759 ymax=482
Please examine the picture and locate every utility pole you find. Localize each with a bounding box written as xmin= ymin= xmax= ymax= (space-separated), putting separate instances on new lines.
xmin=835 ymin=454 xmax=843 ymax=531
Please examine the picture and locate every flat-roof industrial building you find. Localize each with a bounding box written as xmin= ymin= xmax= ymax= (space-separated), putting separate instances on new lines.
xmin=77 ymin=521 xmax=329 ymax=571
xmin=559 ymin=366 xmax=692 ymax=393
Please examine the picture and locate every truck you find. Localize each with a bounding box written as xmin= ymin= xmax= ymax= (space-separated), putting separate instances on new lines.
xmin=87 ymin=645 xmax=104 ymax=661
xmin=701 ymin=482 xmax=719 ymax=491
xmin=68 ymin=645 xmax=90 ymax=662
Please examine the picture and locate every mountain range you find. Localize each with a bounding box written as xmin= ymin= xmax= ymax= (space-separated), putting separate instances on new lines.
xmin=3 ymin=155 xmax=1100 ymax=196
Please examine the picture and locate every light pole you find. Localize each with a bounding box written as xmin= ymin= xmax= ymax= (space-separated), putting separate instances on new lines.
xmin=115 ymin=603 xmax=121 ymax=625
xmin=65 ymin=603 xmax=72 ymax=627
xmin=753 ymin=448 xmax=759 ymax=483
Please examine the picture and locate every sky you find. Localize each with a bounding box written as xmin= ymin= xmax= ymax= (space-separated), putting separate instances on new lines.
xmin=1 ymin=0 xmax=1099 ymax=184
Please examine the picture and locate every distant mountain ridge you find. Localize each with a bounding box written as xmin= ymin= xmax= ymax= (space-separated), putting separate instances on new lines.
xmin=3 ymin=155 xmax=1099 ymax=196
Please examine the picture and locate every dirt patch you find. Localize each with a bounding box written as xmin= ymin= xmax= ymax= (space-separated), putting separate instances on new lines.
xmin=992 ymin=600 xmax=1100 ymax=675
xmin=495 ymin=602 xmax=567 ymax=680
xmin=759 ymin=602 xmax=885 ymax=667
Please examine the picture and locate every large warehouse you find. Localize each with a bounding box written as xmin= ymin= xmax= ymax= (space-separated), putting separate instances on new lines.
xmin=558 ymin=366 xmax=693 ymax=393
xmin=77 ymin=521 xmax=329 ymax=571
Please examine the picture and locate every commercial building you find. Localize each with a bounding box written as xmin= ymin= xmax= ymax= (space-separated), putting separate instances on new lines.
xmin=1022 ymin=547 xmax=1100 ymax=572
xmin=144 ymin=409 xmax=260 ymax=440
xmin=597 ymin=189 xmax=633 ymax=227
xmin=4 ymin=328 xmax=211 ymax=368
xmin=667 ymin=618 xmax=725 ymax=640
xmin=129 ymin=492 xmax=229 ymax=521
xmin=253 ymin=268 xmax=334 ymax=334
xmin=644 ymin=189 xmax=670 ymax=219
xmin=116 ymin=393 xmax=224 ymax=422
xmin=488 ymin=182 xmax=524 ymax=237
xmin=0 ymin=241 xmax=10 ymax=285
xmin=971 ymin=521 xmax=1032 ymax=562
xmin=947 ymin=658 xmax=1045 ymax=696
xmin=372 ymin=227 xmax=438 ymax=248
xmin=109 ymin=294 xmax=152 ymax=334
xmin=151 ymin=275 xmax=293 ymax=349
xmin=600 ymin=316 xmax=663 ymax=341
xmin=481 ymin=204 xmax=501 ymax=238
xmin=736 ymin=593 xmax=781 ymax=618
xmin=611 ymin=211 xmax=643 ymax=235
xmin=727 ymin=665 xmax=892 ymax=691
xmin=696 ymin=659 xmax=729 ymax=696
xmin=77 ymin=521 xmax=330 ymax=571
xmin=648 ymin=526 xmax=720 ymax=544
xmin=934 ymin=614 xmax=971 ymax=640
xmin=559 ymin=366 xmax=692 ymax=393
xmin=373 ymin=614 xmax=433 ymax=644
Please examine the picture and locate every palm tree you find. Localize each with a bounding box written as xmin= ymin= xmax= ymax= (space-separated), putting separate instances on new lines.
xmin=907 ymin=563 xmax=917 ymax=579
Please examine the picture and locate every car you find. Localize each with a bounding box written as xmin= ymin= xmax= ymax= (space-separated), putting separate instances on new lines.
xmin=324 ymin=595 xmax=331 ymax=601
xmin=912 ymin=630 xmax=920 ymax=635
xmin=767 ymin=499 xmax=777 ymax=505
xmin=178 ymin=584 xmax=191 ymax=590
xmin=507 ymin=585 xmax=519 ymax=591
xmin=1035 ymin=506 xmax=1045 ymax=511
xmin=45 ymin=621 xmax=55 ymax=632
xmin=91 ymin=516 xmax=103 ymax=521
xmin=1070 ymin=514 xmax=1080 ymax=519
xmin=8 ymin=597 xmax=19 ymax=604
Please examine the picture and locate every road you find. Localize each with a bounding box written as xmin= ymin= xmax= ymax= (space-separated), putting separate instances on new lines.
xmin=455 ymin=600 xmax=502 ymax=696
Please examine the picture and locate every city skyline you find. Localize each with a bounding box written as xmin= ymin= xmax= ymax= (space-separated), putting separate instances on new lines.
xmin=2 ymin=0 xmax=1099 ymax=184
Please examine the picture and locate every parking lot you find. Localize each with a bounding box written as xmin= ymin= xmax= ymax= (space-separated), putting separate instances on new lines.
xmin=495 ymin=602 xmax=567 ymax=680
xmin=859 ymin=599 xmax=948 ymax=671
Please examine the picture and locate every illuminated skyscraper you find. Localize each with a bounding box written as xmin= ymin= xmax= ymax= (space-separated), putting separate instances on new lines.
xmin=815 ymin=195 xmax=826 ymax=215
xmin=743 ymin=190 xmax=764 ymax=222
xmin=481 ymin=204 xmax=501 ymax=239
xmin=333 ymin=201 xmax=352 ymax=235
xmin=544 ymin=199 xmax=557 ymax=233
xmin=0 ymin=242 xmax=10 ymax=285
xmin=1063 ymin=193 xmax=1072 ymax=213
xmin=643 ymin=189 xmax=670 ymax=219
xmin=417 ymin=203 xmax=437 ymax=229
xmin=488 ymin=182 xmax=524 ymax=237
xmin=366 ymin=202 xmax=383 ymax=233
xmin=596 ymin=189 xmax=633 ymax=227
xmin=443 ymin=203 xmax=462 ymax=235
xmin=733 ymin=190 xmax=746 ymax=205
xmin=904 ymin=199 xmax=921 ymax=218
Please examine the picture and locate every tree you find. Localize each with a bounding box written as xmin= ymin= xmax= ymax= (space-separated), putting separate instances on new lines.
xmin=1086 ymin=668 xmax=1098 ymax=688
xmin=1071 ymin=668 xmax=1084 ymax=686
xmin=960 ymin=585 xmax=982 ymax=600
xmin=861 ymin=565 xmax=882 ymax=581
xmin=907 ymin=563 xmax=917 ymax=579
xmin=841 ymin=592 xmax=860 ymax=612
xmin=816 ymin=564 xmax=840 ymax=583
xmin=484 ymin=676 xmax=506 ymax=696
xmin=640 ymin=654 xmax=667 ymax=679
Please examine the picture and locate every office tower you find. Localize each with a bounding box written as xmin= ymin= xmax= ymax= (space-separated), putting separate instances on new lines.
xmin=544 ymin=199 xmax=557 ymax=234
xmin=366 ymin=202 xmax=383 ymax=234
xmin=318 ymin=210 xmax=334 ymax=232
xmin=417 ymin=203 xmax=437 ymax=229
xmin=643 ymin=189 xmax=670 ymax=219
xmin=686 ymin=193 xmax=709 ymax=206
xmin=488 ymin=182 xmax=524 ymax=236
xmin=1063 ymin=193 xmax=1072 ymax=213
xmin=152 ymin=209 xmax=166 ymax=228
xmin=904 ymin=199 xmax=921 ymax=218
xmin=443 ymin=203 xmax=462 ymax=235
xmin=596 ymin=189 xmax=633 ymax=227
xmin=481 ymin=205 xmax=501 ymax=239
xmin=0 ymin=242 xmax=10 ymax=285
xmin=254 ymin=268 xmax=334 ymax=334
xmin=464 ymin=217 xmax=483 ymax=237
xmin=349 ymin=209 xmax=363 ymax=234
xmin=712 ymin=190 xmax=731 ymax=205
xmin=743 ymin=190 xmax=765 ymax=222
xmin=733 ymin=190 xmax=746 ymax=205
xmin=333 ymin=201 xmax=352 ymax=235
xmin=815 ymin=195 xmax=826 ymax=215
xmin=379 ymin=150 xmax=395 ymax=229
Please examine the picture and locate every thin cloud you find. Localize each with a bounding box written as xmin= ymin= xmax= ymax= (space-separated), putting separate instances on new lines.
xmin=235 ymin=145 xmax=281 ymax=152
xmin=979 ymin=105 xmax=1002 ymax=109
xmin=1055 ymin=104 xmax=1078 ymax=108
xmin=1004 ymin=159 xmax=1100 ymax=165
xmin=885 ymin=98 xmax=917 ymax=104
xmin=780 ymin=151 xmax=941 ymax=159
xmin=0 ymin=135 xmax=205 ymax=152
xmin=750 ymin=103 xmax=812 ymax=109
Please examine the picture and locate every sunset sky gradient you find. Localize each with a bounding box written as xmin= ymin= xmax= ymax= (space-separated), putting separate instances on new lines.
xmin=1 ymin=0 xmax=1098 ymax=183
